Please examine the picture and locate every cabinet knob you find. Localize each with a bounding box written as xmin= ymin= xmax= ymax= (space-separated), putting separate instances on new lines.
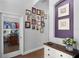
xmin=48 ymin=49 xmax=50 ymax=51
xmin=48 ymin=54 xmax=50 ymax=56
xmin=60 ymin=55 xmax=63 ymax=57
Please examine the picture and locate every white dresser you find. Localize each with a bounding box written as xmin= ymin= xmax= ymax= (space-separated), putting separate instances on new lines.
xmin=44 ymin=43 xmax=78 ymax=58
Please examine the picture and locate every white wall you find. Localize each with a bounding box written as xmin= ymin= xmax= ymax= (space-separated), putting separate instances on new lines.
xmin=0 ymin=0 xmax=39 ymax=16
xmin=74 ymin=0 xmax=79 ymax=50
xmin=24 ymin=0 xmax=49 ymax=52
xmin=49 ymin=0 xmax=64 ymax=46
xmin=0 ymin=13 xmax=2 ymax=57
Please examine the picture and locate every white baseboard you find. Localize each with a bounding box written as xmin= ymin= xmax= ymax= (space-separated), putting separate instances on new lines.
xmin=2 ymin=50 xmax=21 ymax=58
xmin=23 ymin=46 xmax=43 ymax=55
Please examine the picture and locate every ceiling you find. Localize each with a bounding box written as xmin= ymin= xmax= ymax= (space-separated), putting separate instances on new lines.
xmin=0 ymin=0 xmax=39 ymax=16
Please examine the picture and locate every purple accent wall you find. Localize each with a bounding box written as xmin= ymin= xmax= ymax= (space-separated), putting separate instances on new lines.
xmin=55 ymin=0 xmax=74 ymax=38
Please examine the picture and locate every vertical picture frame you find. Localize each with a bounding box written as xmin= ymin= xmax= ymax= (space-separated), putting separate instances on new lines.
xmin=25 ymin=21 xmax=31 ymax=28
xmin=32 ymin=7 xmax=36 ymax=14
xmin=37 ymin=9 xmax=41 ymax=15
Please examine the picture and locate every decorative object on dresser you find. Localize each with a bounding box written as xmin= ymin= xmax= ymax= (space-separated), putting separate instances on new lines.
xmin=63 ymin=38 xmax=76 ymax=51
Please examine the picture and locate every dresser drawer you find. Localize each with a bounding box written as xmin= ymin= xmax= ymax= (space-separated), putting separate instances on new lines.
xmin=44 ymin=45 xmax=73 ymax=58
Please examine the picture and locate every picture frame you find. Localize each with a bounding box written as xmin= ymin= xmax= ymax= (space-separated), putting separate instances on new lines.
xmin=41 ymin=10 xmax=45 ymax=16
xmin=40 ymin=28 xmax=44 ymax=33
xmin=37 ymin=9 xmax=41 ymax=15
xmin=36 ymin=15 xmax=41 ymax=21
xmin=58 ymin=18 xmax=70 ymax=30
xmin=27 ymin=15 xmax=31 ymax=21
xmin=32 ymin=7 xmax=36 ymax=14
xmin=32 ymin=25 xmax=35 ymax=29
xmin=41 ymin=16 xmax=44 ymax=21
xmin=37 ymin=21 xmax=41 ymax=26
xmin=32 ymin=19 xmax=36 ymax=25
xmin=25 ymin=21 xmax=31 ymax=28
xmin=25 ymin=9 xmax=31 ymax=15
xmin=41 ymin=21 xmax=45 ymax=28
xmin=58 ymin=3 xmax=69 ymax=17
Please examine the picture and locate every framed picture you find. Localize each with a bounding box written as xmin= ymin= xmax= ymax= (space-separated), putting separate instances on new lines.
xmin=32 ymin=25 xmax=35 ymax=29
xmin=37 ymin=9 xmax=41 ymax=15
xmin=41 ymin=10 xmax=45 ymax=16
xmin=27 ymin=15 xmax=31 ymax=21
xmin=31 ymin=13 xmax=36 ymax=19
xmin=41 ymin=21 xmax=45 ymax=28
xmin=32 ymin=7 xmax=36 ymax=14
xmin=58 ymin=3 xmax=69 ymax=17
xmin=41 ymin=16 xmax=44 ymax=21
xmin=58 ymin=18 xmax=70 ymax=30
xmin=25 ymin=9 xmax=31 ymax=15
xmin=32 ymin=19 xmax=36 ymax=25
xmin=25 ymin=21 xmax=31 ymax=28
xmin=37 ymin=21 xmax=41 ymax=26
xmin=36 ymin=15 xmax=41 ymax=21
xmin=40 ymin=28 xmax=44 ymax=33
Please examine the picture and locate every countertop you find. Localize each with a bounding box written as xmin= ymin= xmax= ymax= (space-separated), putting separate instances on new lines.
xmin=44 ymin=42 xmax=79 ymax=57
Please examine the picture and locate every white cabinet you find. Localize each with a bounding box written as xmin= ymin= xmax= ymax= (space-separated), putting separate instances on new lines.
xmin=44 ymin=45 xmax=72 ymax=58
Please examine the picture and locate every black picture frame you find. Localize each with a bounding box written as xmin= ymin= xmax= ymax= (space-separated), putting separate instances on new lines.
xmin=32 ymin=7 xmax=36 ymax=14
xmin=25 ymin=21 xmax=31 ymax=28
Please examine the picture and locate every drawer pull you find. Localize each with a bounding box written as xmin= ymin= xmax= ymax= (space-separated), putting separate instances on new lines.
xmin=60 ymin=55 xmax=63 ymax=57
xmin=48 ymin=54 xmax=50 ymax=56
xmin=48 ymin=49 xmax=50 ymax=51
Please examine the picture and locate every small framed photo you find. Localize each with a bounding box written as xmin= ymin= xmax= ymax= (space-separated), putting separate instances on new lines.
xmin=32 ymin=19 xmax=36 ymax=25
xmin=41 ymin=21 xmax=45 ymax=28
xmin=37 ymin=21 xmax=41 ymax=26
xmin=32 ymin=7 xmax=36 ymax=14
xmin=40 ymin=28 xmax=44 ymax=33
xmin=37 ymin=9 xmax=41 ymax=15
xmin=25 ymin=21 xmax=31 ymax=28
xmin=25 ymin=9 xmax=31 ymax=15
xmin=27 ymin=15 xmax=31 ymax=21
xmin=36 ymin=15 xmax=41 ymax=21
xmin=41 ymin=10 xmax=45 ymax=16
xmin=32 ymin=25 xmax=35 ymax=29
xmin=41 ymin=16 xmax=44 ymax=21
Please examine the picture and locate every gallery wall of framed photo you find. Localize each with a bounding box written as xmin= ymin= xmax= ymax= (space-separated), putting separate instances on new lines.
xmin=55 ymin=0 xmax=73 ymax=38
xmin=25 ymin=7 xmax=48 ymax=33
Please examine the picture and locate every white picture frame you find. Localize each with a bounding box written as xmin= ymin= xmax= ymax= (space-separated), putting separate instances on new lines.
xmin=58 ymin=3 xmax=69 ymax=17
xmin=58 ymin=18 xmax=70 ymax=30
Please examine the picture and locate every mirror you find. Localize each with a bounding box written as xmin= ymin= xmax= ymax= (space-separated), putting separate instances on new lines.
xmin=3 ymin=30 xmax=19 ymax=54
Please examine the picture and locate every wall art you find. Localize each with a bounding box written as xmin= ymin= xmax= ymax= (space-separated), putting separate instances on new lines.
xmin=37 ymin=9 xmax=41 ymax=15
xmin=32 ymin=19 xmax=36 ymax=25
xmin=58 ymin=18 xmax=70 ymax=30
xmin=32 ymin=7 xmax=36 ymax=14
xmin=58 ymin=3 xmax=69 ymax=17
xmin=25 ymin=9 xmax=31 ymax=15
xmin=40 ymin=28 xmax=44 ymax=33
xmin=25 ymin=21 xmax=31 ymax=28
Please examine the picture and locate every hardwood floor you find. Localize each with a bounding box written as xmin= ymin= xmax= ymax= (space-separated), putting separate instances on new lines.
xmin=14 ymin=49 xmax=44 ymax=58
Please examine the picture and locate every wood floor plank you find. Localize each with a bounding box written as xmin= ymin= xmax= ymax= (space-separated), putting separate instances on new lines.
xmin=14 ymin=49 xmax=44 ymax=58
